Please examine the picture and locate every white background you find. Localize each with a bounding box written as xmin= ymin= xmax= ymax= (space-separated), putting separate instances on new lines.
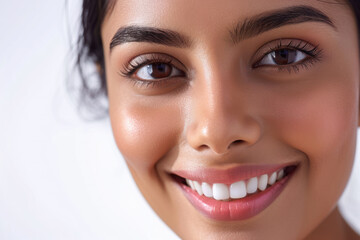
xmin=0 ymin=1 xmax=359 ymax=239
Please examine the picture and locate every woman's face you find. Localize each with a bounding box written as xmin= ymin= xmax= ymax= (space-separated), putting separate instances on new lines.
xmin=101 ymin=0 xmax=359 ymax=239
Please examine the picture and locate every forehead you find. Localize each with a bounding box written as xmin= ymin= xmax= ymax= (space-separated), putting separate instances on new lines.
xmin=101 ymin=0 xmax=352 ymax=44
xmin=103 ymin=0 xmax=348 ymax=26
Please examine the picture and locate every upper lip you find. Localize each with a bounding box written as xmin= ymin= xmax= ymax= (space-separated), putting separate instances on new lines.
xmin=171 ymin=161 xmax=299 ymax=184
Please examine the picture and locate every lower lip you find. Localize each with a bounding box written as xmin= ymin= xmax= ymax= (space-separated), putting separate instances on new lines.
xmin=178 ymin=172 xmax=294 ymax=221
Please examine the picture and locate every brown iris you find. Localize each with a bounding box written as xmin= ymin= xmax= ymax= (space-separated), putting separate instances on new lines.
xmin=146 ymin=63 xmax=172 ymax=79
xmin=271 ymin=49 xmax=297 ymax=65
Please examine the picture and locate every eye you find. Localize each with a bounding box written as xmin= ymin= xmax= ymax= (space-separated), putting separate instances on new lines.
xmin=252 ymin=39 xmax=322 ymax=72
xmin=135 ymin=62 xmax=184 ymax=80
xmin=257 ymin=48 xmax=308 ymax=66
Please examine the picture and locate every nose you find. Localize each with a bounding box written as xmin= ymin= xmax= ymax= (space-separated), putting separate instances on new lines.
xmin=186 ymin=71 xmax=261 ymax=155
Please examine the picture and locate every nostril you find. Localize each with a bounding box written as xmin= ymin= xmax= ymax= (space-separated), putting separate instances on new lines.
xmin=228 ymin=140 xmax=244 ymax=149
xmin=197 ymin=144 xmax=210 ymax=151
xmin=197 ymin=140 xmax=245 ymax=153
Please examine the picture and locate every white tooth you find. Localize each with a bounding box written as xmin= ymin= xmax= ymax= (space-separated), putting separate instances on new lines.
xmin=188 ymin=179 xmax=195 ymax=190
xmin=277 ymin=169 xmax=284 ymax=180
xmin=213 ymin=183 xmax=230 ymax=200
xmin=194 ymin=181 xmax=203 ymax=195
xmin=247 ymin=177 xmax=258 ymax=194
xmin=230 ymin=181 xmax=247 ymax=199
xmin=186 ymin=179 xmax=192 ymax=188
xmin=201 ymin=182 xmax=213 ymax=197
xmin=268 ymin=172 xmax=277 ymax=185
xmin=258 ymin=174 xmax=268 ymax=191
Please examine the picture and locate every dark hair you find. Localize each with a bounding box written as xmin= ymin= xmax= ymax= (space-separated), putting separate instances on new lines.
xmin=73 ymin=0 xmax=114 ymax=118
xmin=75 ymin=0 xmax=360 ymax=118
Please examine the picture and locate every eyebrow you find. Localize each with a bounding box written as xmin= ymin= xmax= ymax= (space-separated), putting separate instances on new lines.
xmin=109 ymin=26 xmax=191 ymax=51
xmin=230 ymin=5 xmax=335 ymax=43
xmin=109 ymin=5 xmax=335 ymax=51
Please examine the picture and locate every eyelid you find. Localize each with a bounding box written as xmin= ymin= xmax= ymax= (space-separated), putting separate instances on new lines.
xmin=120 ymin=53 xmax=187 ymax=78
xmin=251 ymin=38 xmax=320 ymax=67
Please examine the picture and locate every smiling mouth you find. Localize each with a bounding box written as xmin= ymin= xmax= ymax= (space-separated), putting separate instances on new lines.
xmin=171 ymin=164 xmax=299 ymax=221
xmin=173 ymin=165 xmax=297 ymax=201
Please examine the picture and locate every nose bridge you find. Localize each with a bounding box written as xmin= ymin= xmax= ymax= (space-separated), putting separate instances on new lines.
xmin=186 ymin=62 xmax=261 ymax=154
xmin=196 ymin=71 xmax=233 ymax=133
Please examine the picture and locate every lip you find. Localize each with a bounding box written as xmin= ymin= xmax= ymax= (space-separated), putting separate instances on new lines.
xmin=172 ymin=162 xmax=297 ymax=185
xmin=172 ymin=163 xmax=299 ymax=221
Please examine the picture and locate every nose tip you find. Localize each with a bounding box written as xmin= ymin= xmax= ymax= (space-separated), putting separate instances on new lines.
xmin=186 ymin=116 xmax=261 ymax=155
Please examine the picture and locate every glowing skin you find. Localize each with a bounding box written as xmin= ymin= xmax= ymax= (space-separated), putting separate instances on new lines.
xmin=101 ymin=0 xmax=360 ymax=239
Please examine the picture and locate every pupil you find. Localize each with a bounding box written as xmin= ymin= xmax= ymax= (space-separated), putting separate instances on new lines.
xmin=272 ymin=49 xmax=297 ymax=65
xmin=147 ymin=63 xmax=171 ymax=78
xmin=156 ymin=64 xmax=166 ymax=72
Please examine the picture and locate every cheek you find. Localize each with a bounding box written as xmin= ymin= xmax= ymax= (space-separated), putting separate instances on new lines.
xmin=279 ymin=86 xmax=357 ymax=156
xmin=270 ymin=78 xmax=358 ymax=218
xmin=109 ymin=99 xmax=182 ymax=172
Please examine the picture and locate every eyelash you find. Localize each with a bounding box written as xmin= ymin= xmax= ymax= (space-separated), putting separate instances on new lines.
xmin=119 ymin=54 xmax=183 ymax=88
xmin=253 ymin=39 xmax=322 ymax=73
xmin=119 ymin=39 xmax=323 ymax=88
